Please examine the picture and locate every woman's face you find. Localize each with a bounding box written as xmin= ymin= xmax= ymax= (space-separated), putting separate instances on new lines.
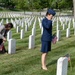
xmin=6 ymin=27 xmax=11 ymax=31
xmin=47 ymin=14 xmax=53 ymax=20
xmin=49 ymin=14 xmax=53 ymax=19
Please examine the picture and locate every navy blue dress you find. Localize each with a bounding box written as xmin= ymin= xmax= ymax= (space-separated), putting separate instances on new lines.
xmin=41 ymin=17 xmax=52 ymax=53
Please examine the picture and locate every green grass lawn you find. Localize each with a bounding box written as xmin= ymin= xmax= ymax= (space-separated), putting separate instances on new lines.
xmin=0 ymin=17 xmax=75 ymax=75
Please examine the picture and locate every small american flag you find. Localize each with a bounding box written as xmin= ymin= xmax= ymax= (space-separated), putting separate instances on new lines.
xmin=64 ymin=54 xmax=70 ymax=62
xmin=52 ymin=33 xmax=57 ymax=44
xmin=64 ymin=54 xmax=72 ymax=71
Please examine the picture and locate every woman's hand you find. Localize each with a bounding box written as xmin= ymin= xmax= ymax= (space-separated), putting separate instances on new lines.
xmin=3 ymin=37 xmax=6 ymax=42
xmin=52 ymin=36 xmax=57 ymax=44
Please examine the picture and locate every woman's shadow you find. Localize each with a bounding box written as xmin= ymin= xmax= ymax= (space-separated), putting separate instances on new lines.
xmin=47 ymin=59 xmax=57 ymax=67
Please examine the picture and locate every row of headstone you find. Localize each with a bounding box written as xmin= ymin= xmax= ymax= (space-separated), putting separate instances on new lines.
xmin=7 ymin=16 xmax=36 ymax=54
xmin=55 ymin=17 xmax=75 ymax=41
xmin=56 ymin=17 xmax=74 ymax=30
xmin=28 ymin=18 xmax=37 ymax=49
xmin=6 ymin=17 xmax=37 ymax=52
xmin=56 ymin=28 xmax=70 ymax=41
xmin=0 ymin=12 xmax=26 ymax=18
xmin=7 ymin=18 xmax=37 ymax=53
xmin=38 ymin=17 xmax=44 ymax=35
xmin=0 ymin=16 xmax=35 ymax=30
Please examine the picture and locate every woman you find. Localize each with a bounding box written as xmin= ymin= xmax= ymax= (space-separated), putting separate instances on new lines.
xmin=0 ymin=23 xmax=13 ymax=53
xmin=41 ymin=9 xmax=56 ymax=70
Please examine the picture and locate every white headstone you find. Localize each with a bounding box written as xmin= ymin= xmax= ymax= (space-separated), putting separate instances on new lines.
xmin=57 ymin=30 xmax=61 ymax=41
xmin=63 ymin=24 xmax=66 ymax=30
xmin=56 ymin=57 xmax=68 ymax=75
xmin=74 ymin=28 xmax=75 ymax=35
xmin=39 ymin=22 xmax=42 ymax=29
xmin=32 ymin=28 xmax=36 ymax=36
xmin=28 ymin=22 xmax=30 ymax=27
xmin=56 ymin=18 xmax=59 ymax=31
xmin=17 ymin=26 xmax=20 ymax=33
xmin=7 ymin=30 xmax=12 ymax=41
xmin=66 ymin=28 xmax=70 ymax=38
xmin=33 ymin=18 xmax=36 ymax=28
xmin=41 ymin=27 xmax=43 ymax=35
xmin=6 ymin=19 xmax=9 ymax=23
xmin=29 ymin=35 xmax=35 ymax=49
xmin=8 ymin=39 xmax=16 ymax=54
xmin=13 ymin=22 xmax=17 ymax=28
xmin=73 ymin=22 xmax=75 ymax=28
xmin=25 ymin=25 xmax=28 ymax=32
xmin=38 ymin=17 xmax=42 ymax=29
xmin=68 ymin=21 xmax=71 ymax=29
xmin=21 ymin=22 xmax=24 ymax=28
xmin=20 ymin=29 xmax=24 ymax=39
xmin=72 ymin=19 xmax=74 ymax=28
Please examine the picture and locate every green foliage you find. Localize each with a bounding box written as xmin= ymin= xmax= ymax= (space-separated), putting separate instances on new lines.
xmin=0 ymin=0 xmax=15 ymax=9
xmin=32 ymin=0 xmax=42 ymax=10
xmin=58 ymin=0 xmax=73 ymax=9
xmin=0 ymin=0 xmax=73 ymax=11
xmin=15 ymin=0 xmax=29 ymax=10
xmin=40 ymin=0 xmax=50 ymax=9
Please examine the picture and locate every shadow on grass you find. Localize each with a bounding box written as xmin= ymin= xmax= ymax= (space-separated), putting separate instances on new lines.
xmin=47 ymin=59 xmax=57 ymax=67
xmin=16 ymin=47 xmax=28 ymax=51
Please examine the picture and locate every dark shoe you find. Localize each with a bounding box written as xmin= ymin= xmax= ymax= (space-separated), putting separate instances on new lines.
xmin=0 ymin=50 xmax=7 ymax=54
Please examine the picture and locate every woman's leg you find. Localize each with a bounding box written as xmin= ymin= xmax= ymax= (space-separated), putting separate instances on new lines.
xmin=0 ymin=39 xmax=6 ymax=53
xmin=41 ymin=52 xmax=48 ymax=70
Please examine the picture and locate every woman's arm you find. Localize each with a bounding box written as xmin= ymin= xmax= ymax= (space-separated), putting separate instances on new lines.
xmin=42 ymin=19 xmax=52 ymax=29
xmin=0 ymin=34 xmax=4 ymax=39
xmin=0 ymin=25 xmax=6 ymax=41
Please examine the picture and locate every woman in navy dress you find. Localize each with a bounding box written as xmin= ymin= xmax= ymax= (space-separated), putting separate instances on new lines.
xmin=41 ymin=9 xmax=56 ymax=70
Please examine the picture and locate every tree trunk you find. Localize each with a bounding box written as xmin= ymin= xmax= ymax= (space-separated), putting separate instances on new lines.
xmin=73 ymin=0 xmax=75 ymax=20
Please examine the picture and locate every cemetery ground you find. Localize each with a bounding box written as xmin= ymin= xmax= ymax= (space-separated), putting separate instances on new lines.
xmin=0 ymin=17 xmax=75 ymax=75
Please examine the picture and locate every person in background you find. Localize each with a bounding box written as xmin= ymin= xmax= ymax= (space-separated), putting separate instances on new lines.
xmin=0 ymin=23 xmax=13 ymax=53
xmin=41 ymin=9 xmax=56 ymax=70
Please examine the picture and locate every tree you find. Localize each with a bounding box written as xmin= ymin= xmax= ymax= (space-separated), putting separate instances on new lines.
xmin=32 ymin=0 xmax=42 ymax=10
xmin=0 ymin=0 xmax=73 ymax=11
xmin=15 ymin=0 xmax=29 ymax=11
xmin=0 ymin=0 xmax=15 ymax=9
xmin=50 ymin=0 xmax=73 ymax=9
xmin=40 ymin=0 xmax=50 ymax=9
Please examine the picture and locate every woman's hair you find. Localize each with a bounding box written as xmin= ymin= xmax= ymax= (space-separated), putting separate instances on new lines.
xmin=46 ymin=12 xmax=51 ymax=16
xmin=5 ymin=23 xmax=13 ymax=28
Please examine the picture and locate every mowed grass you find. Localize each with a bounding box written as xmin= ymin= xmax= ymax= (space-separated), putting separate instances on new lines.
xmin=0 ymin=17 xmax=75 ymax=75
